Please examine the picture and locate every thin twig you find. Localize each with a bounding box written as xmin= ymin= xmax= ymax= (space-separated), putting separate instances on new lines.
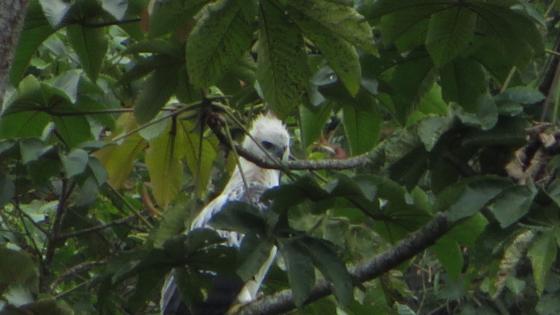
xmin=56 ymin=215 xmax=137 ymax=241
xmin=44 ymin=179 xmax=75 ymax=268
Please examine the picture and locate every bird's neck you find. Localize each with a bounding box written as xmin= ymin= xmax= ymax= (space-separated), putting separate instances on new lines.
xmin=225 ymin=157 xmax=280 ymax=190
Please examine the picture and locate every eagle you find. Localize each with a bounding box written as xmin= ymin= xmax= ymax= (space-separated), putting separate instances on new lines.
xmin=160 ymin=113 xmax=290 ymax=315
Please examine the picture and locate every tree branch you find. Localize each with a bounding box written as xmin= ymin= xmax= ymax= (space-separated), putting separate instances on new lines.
xmin=56 ymin=214 xmax=137 ymax=241
xmin=207 ymin=118 xmax=411 ymax=171
xmin=44 ymin=180 xmax=75 ymax=268
xmin=237 ymin=213 xmax=450 ymax=315
xmin=0 ymin=0 xmax=29 ymax=102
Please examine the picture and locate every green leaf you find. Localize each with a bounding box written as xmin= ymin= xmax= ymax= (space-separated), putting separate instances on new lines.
xmin=237 ymin=237 xmax=274 ymax=282
xmin=425 ymin=7 xmax=477 ymax=67
xmin=303 ymin=238 xmax=353 ymax=307
xmin=67 ymin=25 xmax=108 ymax=81
xmin=50 ymin=69 xmax=82 ymax=104
xmin=149 ymin=0 xmax=207 ymax=37
xmin=432 ymin=237 xmax=463 ymax=279
xmin=53 ymin=114 xmax=92 ymax=148
xmin=145 ymin=120 xmax=185 ymax=208
xmin=416 ymin=115 xmax=453 ymax=152
xmin=438 ymin=176 xmax=512 ymax=222
xmin=287 ymin=0 xmax=375 ymax=54
xmin=488 ymin=184 xmax=537 ymax=228
xmin=257 ymin=0 xmax=309 ymax=117
xmin=134 ymin=66 xmax=178 ymax=124
xmin=61 ymin=149 xmax=89 ymax=178
xmin=186 ymin=0 xmax=254 ymax=87
xmin=102 ymin=0 xmax=128 ymax=20
xmin=211 ymin=202 xmax=266 ymax=235
xmin=378 ymin=1 xmax=445 ymax=52
xmin=495 ymin=86 xmax=545 ymax=104
xmin=10 ymin=3 xmax=56 ymax=84
xmin=280 ymin=240 xmax=315 ymax=307
xmin=445 ymin=213 xmax=488 ymax=247
xmin=4 ymin=75 xmax=45 ymax=114
xmin=38 ymin=0 xmax=71 ymax=27
xmin=440 ymin=58 xmax=487 ymax=112
xmin=291 ymin=13 xmax=361 ymax=96
xmin=528 ymin=231 xmax=558 ymax=295
xmin=342 ymin=96 xmax=381 ymax=155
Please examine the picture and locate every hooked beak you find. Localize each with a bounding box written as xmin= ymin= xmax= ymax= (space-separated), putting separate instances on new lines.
xmin=274 ymin=146 xmax=287 ymax=160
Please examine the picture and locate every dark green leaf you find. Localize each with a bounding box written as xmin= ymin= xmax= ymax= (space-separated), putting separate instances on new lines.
xmin=342 ymin=95 xmax=381 ymax=155
xmin=10 ymin=3 xmax=56 ymax=84
xmin=528 ymin=231 xmax=558 ymax=295
xmin=432 ymin=237 xmax=463 ymax=279
xmin=291 ymin=13 xmax=361 ymax=96
xmin=488 ymin=184 xmax=537 ymax=228
xmin=237 ymin=236 xmax=274 ymax=282
xmin=67 ymin=25 xmax=108 ymax=81
xmin=440 ymin=58 xmax=487 ymax=112
xmin=186 ymin=0 xmax=254 ymax=87
xmin=425 ymin=7 xmax=476 ymax=67
xmin=303 ymin=238 xmax=353 ymax=307
xmin=287 ymin=0 xmax=375 ymax=54
xmin=134 ymin=66 xmax=178 ymax=123
xmin=280 ymin=240 xmax=315 ymax=307
xmin=210 ymin=201 xmax=266 ymax=235
xmin=257 ymin=0 xmax=309 ymax=117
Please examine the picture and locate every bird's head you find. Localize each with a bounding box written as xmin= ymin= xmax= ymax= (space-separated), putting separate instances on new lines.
xmin=242 ymin=113 xmax=290 ymax=162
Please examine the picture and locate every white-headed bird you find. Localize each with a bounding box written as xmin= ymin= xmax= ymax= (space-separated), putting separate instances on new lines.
xmin=161 ymin=114 xmax=290 ymax=315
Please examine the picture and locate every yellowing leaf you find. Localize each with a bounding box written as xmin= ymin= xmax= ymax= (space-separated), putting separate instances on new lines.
xmin=181 ymin=121 xmax=217 ymax=197
xmin=145 ymin=119 xmax=186 ymax=208
xmin=96 ymin=114 xmax=147 ymax=188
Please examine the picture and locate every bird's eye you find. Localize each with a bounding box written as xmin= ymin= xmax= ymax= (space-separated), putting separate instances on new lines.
xmin=261 ymin=140 xmax=274 ymax=150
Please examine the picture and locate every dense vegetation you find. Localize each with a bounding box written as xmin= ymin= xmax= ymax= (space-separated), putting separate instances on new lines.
xmin=1 ymin=0 xmax=560 ymax=314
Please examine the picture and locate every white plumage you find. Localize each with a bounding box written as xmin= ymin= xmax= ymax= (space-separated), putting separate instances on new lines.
xmin=161 ymin=113 xmax=290 ymax=315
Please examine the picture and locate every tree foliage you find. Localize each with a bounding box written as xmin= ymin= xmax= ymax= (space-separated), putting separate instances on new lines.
xmin=1 ymin=0 xmax=560 ymax=314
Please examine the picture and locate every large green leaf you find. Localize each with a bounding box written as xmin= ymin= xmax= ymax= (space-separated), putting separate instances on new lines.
xmin=145 ymin=120 xmax=186 ymax=208
xmin=342 ymin=96 xmax=381 ymax=156
xmin=0 ymin=112 xmax=50 ymax=140
xmin=303 ymin=238 xmax=353 ymax=307
xmin=52 ymin=114 xmax=92 ymax=148
xmin=287 ymin=0 xmax=375 ymax=54
xmin=438 ymin=176 xmax=512 ymax=222
xmin=257 ymin=0 xmax=309 ymax=117
xmin=425 ymin=7 xmax=477 ymax=67
xmin=149 ymin=0 xmax=207 ymax=37
xmin=280 ymin=240 xmax=315 ymax=307
xmin=134 ymin=66 xmax=179 ymax=124
xmin=440 ymin=58 xmax=487 ymax=112
xmin=186 ymin=0 xmax=254 ymax=87
xmin=488 ymin=184 xmax=537 ymax=228
xmin=528 ymin=231 xmax=558 ymax=295
xmin=67 ymin=25 xmax=108 ymax=81
xmin=9 ymin=3 xmax=56 ymax=84
xmin=432 ymin=237 xmax=463 ymax=279
xmin=290 ymin=12 xmax=361 ymax=96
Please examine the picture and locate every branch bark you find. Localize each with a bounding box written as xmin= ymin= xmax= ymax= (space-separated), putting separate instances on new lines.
xmin=0 ymin=0 xmax=28 ymax=102
xmin=207 ymin=117 xmax=419 ymax=171
xmin=237 ymin=213 xmax=450 ymax=315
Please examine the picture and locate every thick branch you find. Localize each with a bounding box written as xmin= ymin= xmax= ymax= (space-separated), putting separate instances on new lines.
xmin=44 ymin=180 xmax=75 ymax=267
xmin=0 ymin=0 xmax=29 ymax=102
xmin=237 ymin=213 xmax=450 ymax=315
